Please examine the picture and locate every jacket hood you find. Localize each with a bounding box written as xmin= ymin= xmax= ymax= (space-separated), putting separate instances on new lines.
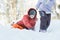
xmin=28 ymin=8 xmax=37 ymax=19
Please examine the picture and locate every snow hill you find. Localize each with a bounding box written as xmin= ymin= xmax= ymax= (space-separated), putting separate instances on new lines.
xmin=0 ymin=19 xmax=60 ymax=40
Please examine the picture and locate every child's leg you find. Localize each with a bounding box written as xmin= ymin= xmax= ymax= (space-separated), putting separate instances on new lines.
xmin=39 ymin=11 xmax=47 ymax=30
xmin=26 ymin=27 xmax=35 ymax=31
xmin=31 ymin=27 xmax=35 ymax=30
xmin=46 ymin=14 xmax=51 ymax=29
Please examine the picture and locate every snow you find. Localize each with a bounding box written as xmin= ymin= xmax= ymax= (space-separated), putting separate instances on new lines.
xmin=0 ymin=19 xmax=60 ymax=40
xmin=0 ymin=0 xmax=60 ymax=40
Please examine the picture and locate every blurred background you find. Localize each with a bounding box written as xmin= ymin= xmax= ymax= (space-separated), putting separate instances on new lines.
xmin=0 ymin=0 xmax=60 ymax=26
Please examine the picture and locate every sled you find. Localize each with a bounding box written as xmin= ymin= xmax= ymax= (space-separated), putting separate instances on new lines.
xmin=12 ymin=24 xmax=24 ymax=30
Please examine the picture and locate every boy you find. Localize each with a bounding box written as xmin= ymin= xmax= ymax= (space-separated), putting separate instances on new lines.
xmin=36 ymin=0 xmax=55 ymax=32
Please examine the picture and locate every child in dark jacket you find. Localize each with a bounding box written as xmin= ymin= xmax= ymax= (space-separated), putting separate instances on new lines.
xmin=12 ymin=8 xmax=37 ymax=30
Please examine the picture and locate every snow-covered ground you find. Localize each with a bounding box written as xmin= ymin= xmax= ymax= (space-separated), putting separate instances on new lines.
xmin=0 ymin=0 xmax=60 ymax=40
xmin=0 ymin=19 xmax=60 ymax=40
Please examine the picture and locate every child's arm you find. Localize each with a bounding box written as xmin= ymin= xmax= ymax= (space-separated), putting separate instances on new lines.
xmin=36 ymin=18 xmax=38 ymax=21
xmin=46 ymin=0 xmax=55 ymax=7
xmin=22 ymin=15 xmax=32 ymax=29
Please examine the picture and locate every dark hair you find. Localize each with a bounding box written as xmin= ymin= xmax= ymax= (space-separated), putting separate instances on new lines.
xmin=28 ymin=8 xmax=37 ymax=19
xmin=28 ymin=8 xmax=37 ymax=15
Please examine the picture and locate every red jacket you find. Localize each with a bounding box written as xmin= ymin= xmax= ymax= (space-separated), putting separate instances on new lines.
xmin=17 ymin=8 xmax=37 ymax=29
xmin=17 ymin=15 xmax=37 ymax=29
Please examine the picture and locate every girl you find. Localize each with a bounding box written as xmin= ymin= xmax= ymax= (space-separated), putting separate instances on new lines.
xmin=12 ymin=8 xmax=37 ymax=30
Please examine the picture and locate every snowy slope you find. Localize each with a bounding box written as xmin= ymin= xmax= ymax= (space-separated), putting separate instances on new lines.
xmin=0 ymin=19 xmax=60 ymax=40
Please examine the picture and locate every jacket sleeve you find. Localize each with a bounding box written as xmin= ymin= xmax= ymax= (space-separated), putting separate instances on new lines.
xmin=22 ymin=15 xmax=32 ymax=28
xmin=46 ymin=0 xmax=55 ymax=7
xmin=36 ymin=0 xmax=42 ymax=10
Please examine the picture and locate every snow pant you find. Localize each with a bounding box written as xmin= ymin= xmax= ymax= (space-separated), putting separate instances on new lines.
xmin=39 ymin=11 xmax=51 ymax=30
xmin=27 ymin=27 xmax=35 ymax=30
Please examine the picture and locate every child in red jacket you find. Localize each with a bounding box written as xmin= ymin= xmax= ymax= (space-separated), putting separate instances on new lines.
xmin=12 ymin=8 xmax=37 ymax=30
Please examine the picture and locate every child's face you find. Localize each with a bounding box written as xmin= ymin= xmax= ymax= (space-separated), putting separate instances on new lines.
xmin=30 ymin=15 xmax=35 ymax=18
